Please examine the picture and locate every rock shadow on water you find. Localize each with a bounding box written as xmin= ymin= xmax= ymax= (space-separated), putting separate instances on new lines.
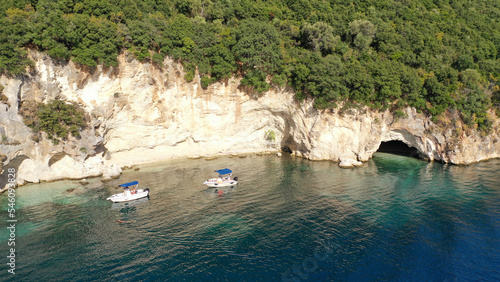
xmin=198 ymin=213 xmax=252 ymax=240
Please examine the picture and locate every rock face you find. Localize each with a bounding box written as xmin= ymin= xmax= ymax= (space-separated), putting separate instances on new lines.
xmin=1 ymin=51 xmax=499 ymax=187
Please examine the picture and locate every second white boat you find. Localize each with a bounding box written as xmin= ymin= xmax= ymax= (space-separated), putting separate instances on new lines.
xmin=203 ymin=168 xmax=238 ymax=187
xmin=106 ymin=181 xmax=150 ymax=203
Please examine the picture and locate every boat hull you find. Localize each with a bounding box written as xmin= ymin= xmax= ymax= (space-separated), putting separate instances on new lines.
xmin=106 ymin=189 xmax=149 ymax=203
xmin=203 ymin=179 xmax=238 ymax=188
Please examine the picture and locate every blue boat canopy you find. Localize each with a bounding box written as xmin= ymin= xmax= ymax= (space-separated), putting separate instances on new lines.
xmin=215 ymin=168 xmax=232 ymax=175
xmin=119 ymin=181 xmax=139 ymax=188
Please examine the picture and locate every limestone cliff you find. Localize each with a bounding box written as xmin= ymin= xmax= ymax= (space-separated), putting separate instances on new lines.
xmin=1 ymin=52 xmax=499 ymax=188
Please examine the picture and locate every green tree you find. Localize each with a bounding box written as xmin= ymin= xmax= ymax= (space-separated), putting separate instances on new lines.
xmin=453 ymin=54 xmax=475 ymax=71
xmin=207 ymin=44 xmax=236 ymax=80
xmin=424 ymin=76 xmax=453 ymax=116
xmin=301 ymin=21 xmax=339 ymax=55
xmin=233 ymin=19 xmax=281 ymax=73
xmin=0 ymin=6 xmax=34 ymax=74
xmin=240 ymin=69 xmax=270 ymax=93
xmin=349 ymin=19 xmax=377 ymax=50
xmin=460 ymin=69 xmax=481 ymax=86
xmin=304 ymin=54 xmax=347 ymax=108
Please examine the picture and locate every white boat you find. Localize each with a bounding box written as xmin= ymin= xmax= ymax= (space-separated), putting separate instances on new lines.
xmin=110 ymin=197 xmax=150 ymax=210
xmin=106 ymin=181 xmax=150 ymax=203
xmin=203 ymin=168 xmax=238 ymax=188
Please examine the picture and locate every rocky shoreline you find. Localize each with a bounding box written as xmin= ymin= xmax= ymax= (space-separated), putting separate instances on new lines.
xmin=1 ymin=51 xmax=499 ymax=190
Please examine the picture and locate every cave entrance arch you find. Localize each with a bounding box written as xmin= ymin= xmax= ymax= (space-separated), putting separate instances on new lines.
xmin=377 ymin=140 xmax=421 ymax=159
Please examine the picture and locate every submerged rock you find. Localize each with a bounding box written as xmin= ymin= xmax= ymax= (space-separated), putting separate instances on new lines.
xmin=339 ymin=159 xmax=363 ymax=168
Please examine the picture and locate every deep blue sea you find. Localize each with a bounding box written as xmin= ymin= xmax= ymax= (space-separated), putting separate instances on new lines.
xmin=1 ymin=153 xmax=499 ymax=281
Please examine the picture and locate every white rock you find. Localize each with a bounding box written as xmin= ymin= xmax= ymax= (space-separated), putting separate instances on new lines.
xmin=339 ymin=159 xmax=363 ymax=168
xmin=101 ymin=162 xmax=122 ymax=181
xmin=17 ymin=159 xmax=40 ymax=184
xmin=35 ymin=155 xmax=82 ymax=181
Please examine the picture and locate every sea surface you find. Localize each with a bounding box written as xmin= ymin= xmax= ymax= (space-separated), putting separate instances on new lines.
xmin=1 ymin=153 xmax=499 ymax=281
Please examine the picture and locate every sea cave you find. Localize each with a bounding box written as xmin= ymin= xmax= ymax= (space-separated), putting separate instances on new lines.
xmin=377 ymin=140 xmax=421 ymax=159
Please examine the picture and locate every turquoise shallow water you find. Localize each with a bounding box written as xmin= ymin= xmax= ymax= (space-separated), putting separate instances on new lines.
xmin=1 ymin=153 xmax=499 ymax=281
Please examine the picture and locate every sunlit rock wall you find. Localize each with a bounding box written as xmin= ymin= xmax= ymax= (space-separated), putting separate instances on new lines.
xmin=0 ymin=51 xmax=499 ymax=187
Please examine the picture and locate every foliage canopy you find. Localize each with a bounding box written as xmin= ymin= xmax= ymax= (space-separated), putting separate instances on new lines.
xmin=1 ymin=0 xmax=500 ymax=131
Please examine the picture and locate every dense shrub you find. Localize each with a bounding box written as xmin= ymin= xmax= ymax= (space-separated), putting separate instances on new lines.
xmin=20 ymin=100 xmax=86 ymax=144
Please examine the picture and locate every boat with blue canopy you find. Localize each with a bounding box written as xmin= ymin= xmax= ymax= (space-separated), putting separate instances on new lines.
xmin=106 ymin=181 xmax=150 ymax=202
xmin=203 ymin=168 xmax=238 ymax=187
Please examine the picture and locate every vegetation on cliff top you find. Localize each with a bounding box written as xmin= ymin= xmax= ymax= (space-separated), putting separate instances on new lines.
xmin=1 ymin=0 xmax=499 ymax=132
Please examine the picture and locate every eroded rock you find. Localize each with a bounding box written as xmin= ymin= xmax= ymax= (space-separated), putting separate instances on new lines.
xmin=0 ymin=51 xmax=499 ymax=189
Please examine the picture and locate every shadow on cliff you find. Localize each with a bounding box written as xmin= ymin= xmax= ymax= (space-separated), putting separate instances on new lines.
xmin=0 ymin=155 xmax=29 ymax=191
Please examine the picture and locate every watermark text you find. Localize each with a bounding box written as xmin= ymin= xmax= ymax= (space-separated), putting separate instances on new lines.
xmin=282 ymin=239 xmax=336 ymax=281
xmin=6 ymin=168 xmax=16 ymax=275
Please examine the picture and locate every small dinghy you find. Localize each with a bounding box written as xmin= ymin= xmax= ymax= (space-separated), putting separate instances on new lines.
xmin=106 ymin=181 xmax=150 ymax=203
xmin=203 ymin=168 xmax=238 ymax=188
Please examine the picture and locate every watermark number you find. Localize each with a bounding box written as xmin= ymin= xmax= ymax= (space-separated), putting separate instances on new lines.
xmin=6 ymin=168 xmax=16 ymax=275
